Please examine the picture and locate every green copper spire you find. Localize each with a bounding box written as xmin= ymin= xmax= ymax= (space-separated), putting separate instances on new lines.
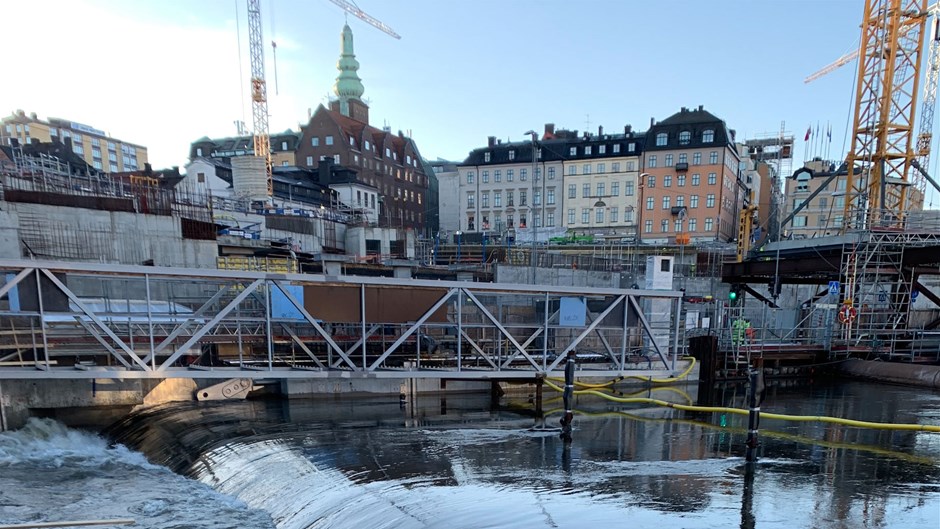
xmin=333 ymin=24 xmax=364 ymax=116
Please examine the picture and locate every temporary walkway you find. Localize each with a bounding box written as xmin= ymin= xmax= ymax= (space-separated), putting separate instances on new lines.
xmin=0 ymin=259 xmax=685 ymax=380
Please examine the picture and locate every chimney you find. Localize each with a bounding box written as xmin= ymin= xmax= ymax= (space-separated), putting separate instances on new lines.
xmin=544 ymin=123 xmax=555 ymax=137
xmin=598 ymin=125 xmax=603 ymax=136
xmin=625 ymin=124 xmax=632 ymax=134
xmin=487 ymin=136 xmax=496 ymax=147
xmin=30 ymin=112 xmax=37 ymax=120
xmin=698 ymin=105 xmax=703 ymax=111
xmin=144 ymin=162 xmax=153 ymax=174
xmin=398 ymin=130 xmax=403 ymax=137
xmin=650 ymin=117 xmax=655 ymax=128
xmin=318 ymin=158 xmax=333 ymax=186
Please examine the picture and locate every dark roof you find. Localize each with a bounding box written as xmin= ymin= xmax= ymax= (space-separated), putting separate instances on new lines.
xmin=646 ymin=106 xmax=733 ymax=151
xmin=0 ymin=139 xmax=99 ymax=177
xmin=189 ymin=130 xmax=303 ymax=159
xmin=459 ymin=133 xmax=647 ymax=166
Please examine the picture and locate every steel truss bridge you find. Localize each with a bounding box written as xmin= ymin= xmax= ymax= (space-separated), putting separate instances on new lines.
xmin=0 ymin=260 xmax=685 ymax=380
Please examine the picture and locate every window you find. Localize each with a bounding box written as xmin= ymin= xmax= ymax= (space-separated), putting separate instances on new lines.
xmin=507 ymin=191 xmax=514 ymax=206
xmin=706 ymin=194 xmax=716 ymax=208
xmin=664 ymin=175 xmax=672 ymax=187
xmin=610 ymin=207 xmax=618 ymax=223
xmin=93 ymin=160 xmax=102 ymax=170
xmin=109 ymin=152 xmax=117 ymax=162
xmin=677 ymin=174 xmax=686 ymax=187
xmin=689 ymin=218 xmax=697 ymax=232
xmin=482 ymin=170 xmax=489 ymax=183
xmin=692 ymin=173 xmax=700 ymax=186
xmin=282 ymin=161 xmax=289 ymax=166
xmin=333 ymin=154 xmax=340 ymax=164
xmin=597 ymin=163 xmax=606 ymax=173
xmin=708 ymin=173 xmax=717 ymax=185
xmin=818 ymin=215 xmax=828 ymax=226
xmin=494 ymin=191 xmax=502 ymax=207
xmin=482 ymin=192 xmax=489 ymax=208
xmin=197 ymin=172 xmax=206 ymax=183
xmin=547 ymin=212 xmax=555 ymax=227
xmin=521 ymin=169 xmax=528 ymax=181
xmin=547 ymin=189 xmax=555 ymax=205
xmin=793 ymin=216 xmax=808 ymax=227
xmin=662 ymin=196 xmax=671 ymax=209
xmin=508 ymin=150 xmax=515 ymax=160
xmin=679 ymin=153 xmax=687 ymax=164
xmin=568 ymin=165 xmax=577 ymax=176
xmin=661 ymin=219 xmax=669 ymax=233
xmin=709 ymin=151 xmax=718 ymax=164
xmin=628 ymin=143 xmax=635 ymax=153
xmin=599 ymin=145 xmax=606 ymax=154
xmin=647 ymin=175 xmax=656 ymax=188
xmin=835 ymin=196 xmax=845 ymax=208
xmin=665 ymin=154 xmax=674 ymax=166
xmin=656 ymin=133 xmax=667 ymax=146
xmin=281 ymin=141 xmax=288 ymax=151
xmin=535 ymin=167 xmax=542 ymax=180
xmin=677 ymin=196 xmax=685 ymax=207
xmin=467 ymin=171 xmax=474 ymax=184
xmin=385 ymin=148 xmax=391 ymax=157
xmin=645 ymin=219 xmax=653 ymax=233
xmin=614 ymin=144 xmax=621 ymax=153
xmin=494 ymin=170 xmax=501 ymax=183
xmin=597 ymin=183 xmax=605 ymax=196
xmin=507 ymin=169 xmax=514 ymax=181
xmin=819 ymin=197 xmax=828 ymax=208
xmin=326 ymin=135 xmax=334 ymax=145
xmin=693 ymin=152 xmax=702 ymax=165
xmin=570 ymin=147 xmax=577 ymax=156
xmin=468 ymin=193 xmax=475 ymax=208
xmin=364 ymin=140 xmax=370 ymax=150
xmin=705 ymin=218 xmax=714 ymax=231
xmin=690 ymin=195 xmax=699 ymax=208
xmin=582 ymin=208 xmax=590 ymax=223
xmin=585 ymin=146 xmax=592 ymax=155
xmin=627 ymin=161 xmax=636 ymax=171
xmin=583 ymin=164 xmax=591 ymax=175
xmin=583 ymin=183 xmax=590 ymax=197
xmin=569 ymin=184 xmax=577 ymax=199
xmin=109 ymin=163 xmax=118 ymax=172
xmin=484 ymin=152 xmax=491 ymax=163
xmin=646 ymin=197 xmax=654 ymax=210
xmin=611 ymin=182 xmax=620 ymax=196
xmin=625 ymin=208 xmax=634 ymax=223
xmin=596 ymin=208 xmax=604 ymax=223
xmin=520 ymin=190 xmax=527 ymax=205
xmin=703 ymin=129 xmax=715 ymax=143
xmin=568 ymin=209 xmax=576 ymax=225
xmin=679 ymin=131 xmax=691 ymax=145
xmin=312 ymin=137 xmax=320 ymax=146
xmin=548 ymin=167 xmax=555 ymax=179
xmin=648 ymin=155 xmax=657 ymax=168
xmin=508 ymin=215 xmax=515 ymax=227
xmin=675 ymin=219 xmax=682 ymax=232
xmin=612 ymin=162 xmax=621 ymax=172
xmin=625 ymin=181 xmax=635 ymax=196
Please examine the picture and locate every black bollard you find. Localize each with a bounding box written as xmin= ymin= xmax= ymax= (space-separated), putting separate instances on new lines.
xmin=559 ymin=351 xmax=576 ymax=441
xmin=744 ymin=362 xmax=763 ymax=462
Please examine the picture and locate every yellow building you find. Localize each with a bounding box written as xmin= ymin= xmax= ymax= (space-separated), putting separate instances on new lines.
xmin=1 ymin=110 xmax=148 ymax=173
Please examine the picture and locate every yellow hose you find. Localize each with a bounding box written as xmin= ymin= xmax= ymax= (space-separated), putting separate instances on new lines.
xmin=542 ymin=379 xmax=940 ymax=433
xmin=547 ymin=357 xmax=697 ymax=387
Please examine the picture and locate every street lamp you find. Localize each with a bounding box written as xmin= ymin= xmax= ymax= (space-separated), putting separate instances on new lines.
xmin=455 ymin=230 xmax=462 ymax=263
xmin=525 ymin=130 xmax=538 ymax=283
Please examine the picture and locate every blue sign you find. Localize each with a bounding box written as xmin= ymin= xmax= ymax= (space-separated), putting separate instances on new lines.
xmin=270 ymin=284 xmax=305 ymax=320
xmin=912 ymin=290 xmax=920 ymax=302
xmin=559 ymin=297 xmax=586 ymax=327
xmin=828 ymin=281 xmax=840 ymax=296
xmin=878 ymin=291 xmax=887 ymax=303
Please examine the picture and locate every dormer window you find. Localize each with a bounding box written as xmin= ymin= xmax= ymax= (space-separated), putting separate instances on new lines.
xmin=508 ymin=150 xmax=515 ymax=160
xmin=484 ymin=152 xmax=491 ymax=162
xmin=656 ymin=133 xmax=667 ymax=146
xmin=679 ymin=131 xmax=691 ymax=145
xmin=703 ymin=129 xmax=715 ymax=143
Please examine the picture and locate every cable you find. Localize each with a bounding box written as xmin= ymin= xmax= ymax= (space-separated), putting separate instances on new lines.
xmin=542 ymin=379 xmax=940 ymax=433
xmin=547 ymin=357 xmax=697 ymax=387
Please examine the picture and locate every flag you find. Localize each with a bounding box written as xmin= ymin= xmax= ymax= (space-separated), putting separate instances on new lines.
xmin=804 ymin=125 xmax=811 ymax=141
xmin=827 ymin=123 xmax=832 ymax=142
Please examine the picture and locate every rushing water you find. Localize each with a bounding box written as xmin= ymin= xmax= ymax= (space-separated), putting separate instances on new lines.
xmin=2 ymin=379 xmax=939 ymax=528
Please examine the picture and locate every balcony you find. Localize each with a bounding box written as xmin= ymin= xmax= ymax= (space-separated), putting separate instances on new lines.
xmin=675 ymin=162 xmax=689 ymax=172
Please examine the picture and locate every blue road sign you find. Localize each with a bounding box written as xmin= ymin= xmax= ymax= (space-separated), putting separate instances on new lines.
xmin=828 ymin=281 xmax=840 ymax=296
xmin=912 ymin=290 xmax=920 ymax=302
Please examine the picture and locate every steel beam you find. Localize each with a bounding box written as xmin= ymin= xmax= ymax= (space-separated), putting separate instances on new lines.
xmin=272 ymin=280 xmax=358 ymax=370
xmin=463 ymin=290 xmax=540 ymax=370
xmin=368 ymin=288 xmax=457 ymax=370
xmin=627 ymin=295 xmax=671 ymax=369
xmin=0 ymin=268 xmax=33 ymax=302
xmin=547 ymin=295 xmax=625 ymax=372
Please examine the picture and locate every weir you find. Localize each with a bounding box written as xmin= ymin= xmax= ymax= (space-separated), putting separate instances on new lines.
xmin=0 ymin=259 xmax=686 ymax=381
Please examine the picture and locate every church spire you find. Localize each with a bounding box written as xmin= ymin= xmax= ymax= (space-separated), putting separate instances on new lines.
xmin=333 ymin=24 xmax=365 ymax=117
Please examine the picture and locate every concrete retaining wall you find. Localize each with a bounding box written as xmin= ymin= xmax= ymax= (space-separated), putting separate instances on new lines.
xmin=837 ymin=359 xmax=940 ymax=389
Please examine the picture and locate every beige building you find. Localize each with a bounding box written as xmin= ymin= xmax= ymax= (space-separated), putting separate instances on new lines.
xmin=785 ymin=159 xmax=848 ymax=239
xmin=1 ymin=110 xmax=147 ymax=173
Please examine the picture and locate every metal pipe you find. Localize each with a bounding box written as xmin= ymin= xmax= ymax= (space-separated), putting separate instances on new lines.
xmin=745 ymin=363 xmax=762 ymax=462
xmin=560 ymin=350 xmax=576 ymax=441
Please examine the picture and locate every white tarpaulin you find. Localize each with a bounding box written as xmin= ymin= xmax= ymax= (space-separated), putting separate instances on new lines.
xmin=513 ymin=226 xmax=566 ymax=243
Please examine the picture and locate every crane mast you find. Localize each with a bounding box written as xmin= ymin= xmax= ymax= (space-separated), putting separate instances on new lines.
xmin=843 ymin=0 xmax=928 ymax=230
xmin=247 ymin=0 xmax=273 ymax=197
xmin=914 ymin=9 xmax=940 ymax=208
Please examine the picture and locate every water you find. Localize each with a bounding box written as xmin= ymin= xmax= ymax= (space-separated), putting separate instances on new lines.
xmin=2 ymin=380 xmax=939 ymax=528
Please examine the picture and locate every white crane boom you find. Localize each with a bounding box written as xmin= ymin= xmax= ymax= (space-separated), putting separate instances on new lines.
xmin=328 ymin=0 xmax=401 ymax=39
xmin=804 ymin=49 xmax=859 ymax=84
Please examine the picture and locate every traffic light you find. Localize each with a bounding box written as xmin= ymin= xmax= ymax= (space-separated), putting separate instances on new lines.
xmin=729 ymin=284 xmax=744 ymax=305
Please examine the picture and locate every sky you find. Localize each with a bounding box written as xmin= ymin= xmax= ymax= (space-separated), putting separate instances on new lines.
xmin=4 ymin=0 xmax=935 ymax=205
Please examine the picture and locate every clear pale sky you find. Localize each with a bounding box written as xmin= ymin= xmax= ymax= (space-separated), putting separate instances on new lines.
xmin=5 ymin=0 xmax=935 ymax=205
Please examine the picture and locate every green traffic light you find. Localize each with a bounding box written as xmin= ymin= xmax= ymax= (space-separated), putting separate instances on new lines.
xmin=729 ymin=291 xmax=738 ymax=300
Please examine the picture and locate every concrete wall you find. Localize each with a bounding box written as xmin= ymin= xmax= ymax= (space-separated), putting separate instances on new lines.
xmin=1 ymin=202 xmax=217 ymax=268
xmin=495 ymin=264 xmax=620 ymax=288
xmin=345 ymin=226 xmax=415 ymax=259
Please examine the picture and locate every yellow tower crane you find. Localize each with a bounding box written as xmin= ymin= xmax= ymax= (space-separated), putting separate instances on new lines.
xmin=247 ymin=0 xmax=272 ymax=197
